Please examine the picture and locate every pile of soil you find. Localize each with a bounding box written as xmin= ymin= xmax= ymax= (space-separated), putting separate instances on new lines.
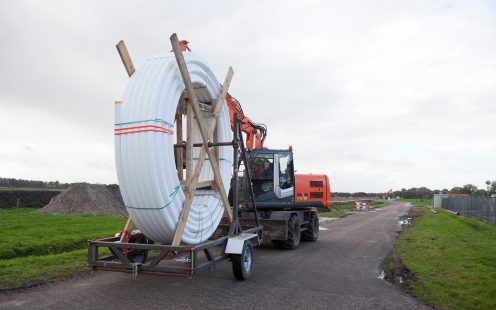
xmin=40 ymin=183 xmax=127 ymax=216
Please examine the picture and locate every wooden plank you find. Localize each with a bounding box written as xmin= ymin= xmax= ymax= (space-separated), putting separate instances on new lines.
xmin=119 ymin=217 xmax=135 ymax=242
xmin=185 ymin=101 xmax=193 ymax=188
xmin=176 ymin=113 xmax=183 ymax=180
xmin=180 ymin=180 xmax=216 ymax=190
xmin=116 ymin=40 xmax=135 ymax=77
xmin=170 ymin=33 xmax=234 ymax=245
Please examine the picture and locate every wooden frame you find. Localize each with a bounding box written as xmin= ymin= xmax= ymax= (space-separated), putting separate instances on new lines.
xmin=115 ymin=35 xmax=235 ymax=247
xmin=170 ymin=33 xmax=234 ymax=245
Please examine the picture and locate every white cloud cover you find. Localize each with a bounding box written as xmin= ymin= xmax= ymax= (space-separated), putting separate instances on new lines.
xmin=0 ymin=0 xmax=495 ymax=191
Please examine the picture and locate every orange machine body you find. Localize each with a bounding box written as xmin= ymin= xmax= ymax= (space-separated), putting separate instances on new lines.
xmin=294 ymin=174 xmax=331 ymax=208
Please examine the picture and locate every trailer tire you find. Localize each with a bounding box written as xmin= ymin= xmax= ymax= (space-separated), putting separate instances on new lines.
xmin=232 ymin=241 xmax=254 ymax=280
xmin=275 ymin=214 xmax=301 ymax=250
xmin=129 ymin=250 xmax=148 ymax=264
xmin=302 ymin=211 xmax=319 ymax=242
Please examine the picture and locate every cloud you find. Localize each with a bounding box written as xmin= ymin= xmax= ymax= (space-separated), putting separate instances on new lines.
xmin=0 ymin=0 xmax=495 ymax=191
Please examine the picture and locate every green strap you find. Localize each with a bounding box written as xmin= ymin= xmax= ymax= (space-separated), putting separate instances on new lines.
xmin=125 ymin=185 xmax=180 ymax=210
xmin=193 ymin=157 xmax=233 ymax=164
xmin=115 ymin=118 xmax=174 ymax=128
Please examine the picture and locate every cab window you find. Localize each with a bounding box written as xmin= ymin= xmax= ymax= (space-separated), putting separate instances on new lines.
xmin=278 ymin=153 xmax=294 ymax=190
xmin=251 ymin=153 xmax=274 ymax=196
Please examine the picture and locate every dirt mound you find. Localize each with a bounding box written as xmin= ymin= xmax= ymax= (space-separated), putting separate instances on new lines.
xmin=40 ymin=183 xmax=127 ymax=216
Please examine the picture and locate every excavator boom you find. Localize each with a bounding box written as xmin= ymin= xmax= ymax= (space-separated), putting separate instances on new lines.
xmin=225 ymin=93 xmax=267 ymax=150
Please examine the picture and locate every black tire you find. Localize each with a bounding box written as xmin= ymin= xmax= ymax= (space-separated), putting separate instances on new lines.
xmin=278 ymin=214 xmax=301 ymax=250
xmin=302 ymin=211 xmax=319 ymax=242
xmin=128 ymin=235 xmax=149 ymax=264
xmin=129 ymin=250 xmax=148 ymax=264
xmin=232 ymin=241 xmax=254 ymax=280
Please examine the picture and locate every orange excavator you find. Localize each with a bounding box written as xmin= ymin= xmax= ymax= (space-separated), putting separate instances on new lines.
xmin=225 ymin=90 xmax=331 ymax=249
xmin=184 ymin=40 xmax=331 ymax=249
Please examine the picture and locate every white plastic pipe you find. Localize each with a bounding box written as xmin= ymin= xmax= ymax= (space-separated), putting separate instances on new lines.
xmin=115 ymin=51 xmax=233 ymax=244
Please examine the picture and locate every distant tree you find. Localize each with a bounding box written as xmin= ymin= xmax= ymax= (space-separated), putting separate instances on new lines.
xmin=441 ymin=189 xmax=449 ymax=194
xmin=449 ymin=187 xmax=466 ymax=195
xmin=474 ymin=189 xmax=487 ymax=197
xmin=463 ymin=184 xmax=478 ymax=195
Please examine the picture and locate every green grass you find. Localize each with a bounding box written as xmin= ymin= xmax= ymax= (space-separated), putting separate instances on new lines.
xmin=320 ymin=203 xmax=354 ymax=218
xmin=397 ymin=198 xmax=433 ymax=207
xmin=391 ymin=207 xmax=496 ymax=310
xmin=0 ymin=249 xmax=89 ymax=290
xmin=0 ymin=208 xmax=126 ymax=289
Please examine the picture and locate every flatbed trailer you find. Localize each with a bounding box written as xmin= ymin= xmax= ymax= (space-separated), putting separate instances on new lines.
xmin=88 ymin=225 xmax=262 ymax=279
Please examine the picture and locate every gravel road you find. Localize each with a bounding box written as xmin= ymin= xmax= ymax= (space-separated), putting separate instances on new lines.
xmin=0 ymin=202 xmax=430 ymax=309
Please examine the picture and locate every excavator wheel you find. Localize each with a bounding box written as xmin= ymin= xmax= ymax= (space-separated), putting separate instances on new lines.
xmin=302 ymin=211 xmax=319 ymax=242
xmin=273 ymin=214 xmax=301 ymax=250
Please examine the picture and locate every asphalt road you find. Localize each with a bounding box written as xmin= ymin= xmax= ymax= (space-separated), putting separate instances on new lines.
xmin=0 ymin=202 xmax=430 ymax=310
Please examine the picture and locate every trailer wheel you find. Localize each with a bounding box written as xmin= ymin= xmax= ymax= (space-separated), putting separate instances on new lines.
xmin=232 ymin=241 xmax=254 ymax=280
xmin=129 ymin=250 xmax=148 ymax=264
xmin=274 ymin=214 xmax=301 ymax=250
xmin=302 ymin=211 xmax=319 ymax=242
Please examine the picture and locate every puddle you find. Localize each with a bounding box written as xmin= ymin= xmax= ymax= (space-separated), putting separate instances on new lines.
xmin=319 ymin=227 xmax=329 ymax=231
xmin=398 ymin=216 xmax=412 ymax=226
xmin=319 ymin=217 xmax=338 ymax=222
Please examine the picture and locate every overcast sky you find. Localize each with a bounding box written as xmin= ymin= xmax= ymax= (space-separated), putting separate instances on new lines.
xmin=0 ymin=0 xmax=495 ymax=192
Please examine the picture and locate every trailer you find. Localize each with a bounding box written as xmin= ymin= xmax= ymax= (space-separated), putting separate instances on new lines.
xmin=88 ymin=111 xmax=263 ymax=280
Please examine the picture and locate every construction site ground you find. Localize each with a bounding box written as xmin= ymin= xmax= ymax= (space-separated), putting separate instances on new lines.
xmin=0 ymin=202 xmax=429 ymax=310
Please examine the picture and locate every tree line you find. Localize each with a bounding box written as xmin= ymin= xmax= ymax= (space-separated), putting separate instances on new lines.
xmin=0 ymin=178 xmax=69 ymax=190
xmin=333 ymin=181 xmax=496 ymax=199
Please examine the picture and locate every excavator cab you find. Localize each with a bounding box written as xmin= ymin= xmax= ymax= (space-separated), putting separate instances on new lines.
xmin=242 ymin=148 xmax=296 ymax=209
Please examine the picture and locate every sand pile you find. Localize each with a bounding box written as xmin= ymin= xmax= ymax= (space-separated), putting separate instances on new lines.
xmin=40 ymin=183 xmax=127 ymax=216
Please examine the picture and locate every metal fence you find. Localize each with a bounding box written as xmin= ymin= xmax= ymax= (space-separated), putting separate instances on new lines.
xmin=442 ymin=197 xmax=496 ymax=226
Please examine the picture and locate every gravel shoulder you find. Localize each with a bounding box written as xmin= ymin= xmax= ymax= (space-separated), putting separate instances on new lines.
xmin=0 ymin=202 xmax=429 ymax=310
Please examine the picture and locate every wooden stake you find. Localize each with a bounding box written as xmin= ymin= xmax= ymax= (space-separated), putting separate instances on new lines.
xmin=185 ymin=101 xmax=193 ymax=187
xmin=116 ymin=40 xmax=136 ymax=236
xmin=170 ymin=33 xmax=234 ymax=245
xmin=176 ymin=113 xmax=183 ymax=180
xmin=119 ymin=217 xmax=135 ymax=242
xmin=116 ymin=40 xmax=135 ymax=77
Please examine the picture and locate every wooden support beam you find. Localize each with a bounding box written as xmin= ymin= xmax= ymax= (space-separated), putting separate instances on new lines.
xmin=176 ymin=113 xmax=183 ymax=180
xmin=116 ymin=40 xmax=135 ymax=77
xmin=180 ymin=180 xmax=217 ymax=190
xmin=115 ymin=40 xmax=136 ymax=237
xmin=170 ymin=33 xmax=234 ymax=245
xmin=119 ymin=217 xmax=135 ymax=242
xmin=185 ymin=100 xmax=193 ymax=187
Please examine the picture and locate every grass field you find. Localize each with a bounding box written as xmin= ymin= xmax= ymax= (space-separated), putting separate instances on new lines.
xmin=0 ymin=208 xmax=126 ymax=290
xmin=397 ymin=198 xmax=433 ymax=207
xmin=388 ymin=206 xmax=496 ymax=310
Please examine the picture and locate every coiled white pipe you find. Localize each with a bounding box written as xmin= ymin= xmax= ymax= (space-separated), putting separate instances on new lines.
xmin=115 ymin=51 xmax=232 ymax=244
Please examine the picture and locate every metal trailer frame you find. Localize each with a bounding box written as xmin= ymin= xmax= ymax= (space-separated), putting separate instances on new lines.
xmin=87 ymin=226 xmax=262 ymax=278
xmin=88 ymin=112 xmax=263 ymax=279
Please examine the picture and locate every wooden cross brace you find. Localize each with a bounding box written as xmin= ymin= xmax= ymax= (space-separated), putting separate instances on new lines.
xmin=115 ymin=40 xmax=136 ymax=234
xmin=170 ymin=33 xmax=234 ymax=245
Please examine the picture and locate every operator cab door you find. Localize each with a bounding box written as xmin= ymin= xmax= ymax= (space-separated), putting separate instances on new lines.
xmin=274 ymin=152 xmax=294 ymax=199
xmin=250 ymin=150 xmax=294 ymax=201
